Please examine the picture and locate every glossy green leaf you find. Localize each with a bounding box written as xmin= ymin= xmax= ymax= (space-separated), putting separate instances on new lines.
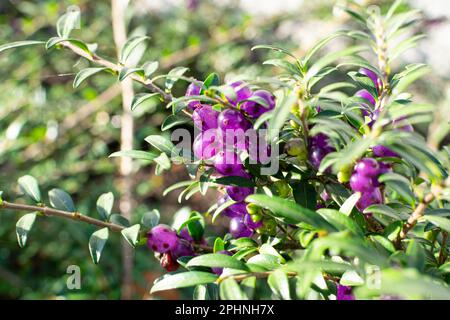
xmin=88 ymin=227 xmax=109 ymax=264
xmin=96 ymin=192 xmax=114 ymax=220
xmin=48 ymin=188 xmax=75 ymax=212
xmin=16 ymin=213 xmax=37 ymax=248
xmin=109 ymin=150 xmax=158 ymax=162
xmin=73 ymin=67 xmax=108 ymax=88
xmin=246 ymin=194 xmax=336 ymax=231
xmin=268 ymin=269 xmax=291 ymax=300
xmin=187 ymin=253 xmax=248 ymax=271
xmin=121 ymin=224 xmax=140 ymax=247
xmin=150 ymin=272 xmax=218 ymax=293
xmin=165 ymin=66 xmax=189 ymax=90
xmin=0 ymin=40 xmax=44 ymax=54
xmin=18 ymin=175 xmax=41 ymax=203
xmin=120 ymin=36 xmax=150 ymax=64
xmin=131 ymin=93 xmax=160 ymax=111
xmin=220 ymin=278 xmax=249 ymax=300
xmin=141 ymin=209 xmax=160 ymax=228
xmin=145 ymin=135 xmax=174 ymax=155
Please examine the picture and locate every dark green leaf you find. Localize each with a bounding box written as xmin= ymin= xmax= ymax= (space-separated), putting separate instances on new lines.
xmin=187 ymin=253 xmax=248 ymax=271
xmin=96 ymin=192 xmax=114 ymax=220
xmin=16 ymin=213 xmax=37 ymax=248
xmin=88 ymin=227 xmax=109 ymax=264
xmin=48 ymin=188 xmax=75 ymax=212
xmin=150 ymin=272 xmax=218 ymax=293
xmin=18 ymin=175 xmax=41 ymax=203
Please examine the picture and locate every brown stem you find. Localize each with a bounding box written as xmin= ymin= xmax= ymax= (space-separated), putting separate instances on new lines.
xmin=1 ymin=200 xmax=124 ymax=232
xmin=60 ymin=41 xmax=172 ymax=103
xmin=396 ymin=193 xmax=435 ymax=246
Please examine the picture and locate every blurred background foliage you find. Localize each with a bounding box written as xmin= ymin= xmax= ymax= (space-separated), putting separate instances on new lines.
xmin=0 ymin=0 xmax=448 ymax=299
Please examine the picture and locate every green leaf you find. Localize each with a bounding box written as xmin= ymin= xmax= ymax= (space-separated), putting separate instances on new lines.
xmin=251 ymin=44 xmax=298 ymax=60
xmin=145 ymin=135 xmax=174 ymax=155
xmin=118 ymin=67 xmax=143 ymax=81
xmin=88 ymin=227 xmax=109 ymax=264
xmin=48 ymin=188 xmax=75 ymax=212
xmin=56 ymin=8 xmax=80 ymax=38
xmin=246 ymin=194 xmax=335 ymax=231
xmin=220 ymin=278 xmax=249 ymax=300
xmin=290 ymin=180 xmax=317 ymax=211
xmin=142 ymin=61 xmax=159 ymax=78
xmin=96 ymin=192 xmax=114 ymax=220
xmin=316 ymin=208 xmax=364 ymax=236
xmin=268 ymin=270 xmax=291 ymax=300
xmin=0 ymin=40 xmax=44 ymax=54
xmin=109 ymin=150 xmax=158 ymax=162
xmin=348 ymin=71 xmax=379 ymax=99
xmin=213 ymin=238 xmax=225 ymax=253
xmin=268 ymin=91 xmax=297 ymax=142
xmin=161 ymin=114 xmax=190 ymax=131
xmin=423 ymin=216 xmax=450 ymax=233
xmin=405 ymin=239 xmax=425 ymax=271
xmin=73 ymin=67 xmax=108 ymax=88
xmin=16 ymin=213 xmax=37 ymax=248
xmin=340 ymin=192 xmax=361 ymax=216
xmin=109 ymin=214 xmax=130 ymax=227
xmin=150 ymin=271 xmax=218 ymax=293
xmin=263 ymin=59 xmax=301 ymax=75
xmin=229 ymin=237 xmax=258 ymax=249
xmin=202 ymin=72 xmax=220 ymax=91
xmin=187 ymin=253 xmax=248 ymax=271
xmin=131 ymin=93 xmax=160 ymax=111
xmin=18 ymin=175 xmax=41 ymax=203
xmin=378 ymin=173 xmax=415 ymax=206
xmin=141 ymin=209 xmax=160 ymax=228
xmin=120 ymin=36 xmax=150 ymax=64
xmin=121 ymin=224 xmax=141 ymax=247
xmin=302 ymin=32 xmax=345 ymax=67
xmin=165 ymin=66 xmax=189 ymax=91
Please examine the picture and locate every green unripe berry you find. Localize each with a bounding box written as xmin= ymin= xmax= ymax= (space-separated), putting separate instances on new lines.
xmin=285 ymin=139 xmax=307 ymax=158
xmin=250 ymin=213 xmax=262 ymax=223
xmin=246 ymin=203 xmax=260 ymax=215
xmin=337 ymin=165 xmax=352 ymax=183
xmin=272 ymin=180 xmax=291 ymax=198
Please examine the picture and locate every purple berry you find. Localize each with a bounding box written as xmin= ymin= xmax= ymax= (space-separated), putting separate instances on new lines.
xmin=309 ymin=148 xmax=327 ymax=169
xmin=193 ymin=130 xmax=222 ymax=160
xmin=244 ymin=213 xmax=263 ymax=230
xmin=192 ymin=104 xmax=219 ymax=131
xmin=171 ymin=238 xmax=195 ymax=259
xmin=372 ymin=145 xmax=398 ymax=158
xmin=310 ymin=133 xmax=330 ymax=149
xmin=229 ymin=217 xmax=253 ymax=239
xmin=214 ymin=150 xmax=245 ymax=176
xmin=225 ymin=202 xmax=248 ymax=218
xmin=185 ymin=82 xmax=202 ymax=109
xmin=218 ymin=109 xmax=251 ymax=131
xmin=354 ymin=158 xmax=380 ymax=177
xmin=356 ymin=187 xmax=382 ymax=211
xmin=355 ymin=89 xmax=376 ymax=106
xmin=147 ymin=224 xmax=179 ymax=254
xmin=241 ymin=90 xmax=276 ymax=118
xmin=226 ymin=186 xmax=254 ymax=202
xmin=349 ymin=173 xmax=377 ymax=193
xmin=336 ymin=284 xmax=355 ymax=300
xmin=212 ymin=250 xmax=232 ymax=275
xmin=226 ymin=81 xmax=252 ymax=106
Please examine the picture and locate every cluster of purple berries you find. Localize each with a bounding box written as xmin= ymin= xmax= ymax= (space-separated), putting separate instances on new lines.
xmin=349 ymin=158 xmax=390 ymax=211
xmin=186 ymin=80 xmax=276 ymax=239
xmin=147 ymin=224 xmax=198 ymax=271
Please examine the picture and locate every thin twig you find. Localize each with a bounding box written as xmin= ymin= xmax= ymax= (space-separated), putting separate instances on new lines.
xmin=396 ymin=193 xmax=435 ymax=246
